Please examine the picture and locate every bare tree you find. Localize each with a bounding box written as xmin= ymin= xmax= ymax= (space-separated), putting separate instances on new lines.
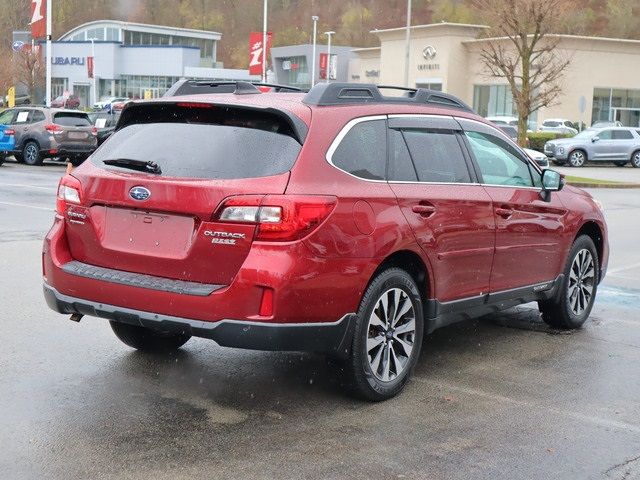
xmin=474 ymin=0 xmax=573 ymax=145
xmin=12 ymin=45 xmax=46 ymax=102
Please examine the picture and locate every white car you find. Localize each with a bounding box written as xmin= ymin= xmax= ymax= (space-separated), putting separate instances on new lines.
xmin=486 ymin=115 xmax=518 ymax=126
xmin=539 ymin=119 xmax=578 ymax=136
xmin=523 ymin=147 xmax=549 ymax=168
xmin=93 ymin=96 xmax=129 ymax=110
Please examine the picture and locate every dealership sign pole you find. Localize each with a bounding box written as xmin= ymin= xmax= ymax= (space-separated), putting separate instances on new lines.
xmin=30 ymin=0 xmax=50 ymax=106
xmin=262 ymin=0 xmax=267 ymax=82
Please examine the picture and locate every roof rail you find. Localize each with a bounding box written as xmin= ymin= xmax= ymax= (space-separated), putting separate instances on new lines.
xmin=302 ymin=83 xmax=473 ymax=112
xmin=163 ymin=79 xmax=304 ymax=97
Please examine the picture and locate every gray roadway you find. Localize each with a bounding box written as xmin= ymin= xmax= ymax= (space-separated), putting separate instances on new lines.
xmin=1 ymin=159 xmax=639 ymax=480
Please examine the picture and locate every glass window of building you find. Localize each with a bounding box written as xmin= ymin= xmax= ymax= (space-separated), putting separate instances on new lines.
xmin=281 ymin=56 xmax=309 ymax=88
xmin=592 ymin=88 xmax=640 ymax=127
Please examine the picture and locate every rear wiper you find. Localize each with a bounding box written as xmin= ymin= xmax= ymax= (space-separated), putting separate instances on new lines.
xmin=103 ymin=158 xmax=162 ymax=175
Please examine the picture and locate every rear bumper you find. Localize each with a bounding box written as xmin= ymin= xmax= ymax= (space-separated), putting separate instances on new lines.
xmin=43 ymin=283 xmax=355 ymax=355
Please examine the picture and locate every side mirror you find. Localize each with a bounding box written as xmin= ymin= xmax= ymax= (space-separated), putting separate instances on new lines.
xmin=540 ymin=169 xmax=564 ymax=201
xmin=591 ymin=136 xmax=599 ymax=143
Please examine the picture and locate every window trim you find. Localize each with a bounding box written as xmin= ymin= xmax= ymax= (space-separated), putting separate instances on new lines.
xmin=325 ymin=114 xmax=482 ymax=186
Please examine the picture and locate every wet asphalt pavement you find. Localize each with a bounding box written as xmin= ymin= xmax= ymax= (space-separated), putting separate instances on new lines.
xmin=1 ymin=160 xmax=639 ymax=480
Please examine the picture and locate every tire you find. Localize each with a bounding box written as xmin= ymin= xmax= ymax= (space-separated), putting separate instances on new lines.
xmin=631 ymin=151 xmax=640 ymax=168
xmin=0 ymin=154 xmax=4 ymax=166
xmin=614 ymin=161 xmax=628 ymax=167
xmin=22 ymin=141 xmax=42 ymax=166
xmin=343 ymin=268 xmax=424 ymax=401
xmin=539 ymin=235 xmax=599 ymax=329
xmin=110 ymin=321 xmax=191 ymax=352
xmin=568 ymin=150 xmax=586 ymax=167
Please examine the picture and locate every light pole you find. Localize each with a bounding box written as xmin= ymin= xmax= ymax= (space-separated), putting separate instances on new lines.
xmin=403 ymin=0 xmax=412 ymax=87
xmin=262 ymin=0 xmax=268 ymax=83
xmin=89 ymin=38 xmax=97 ymax=107
xmin=311 ymin=15 xmax=319 ymax=87
xmin=324 ymin=31 xmax=335 ymax=83
xmin=45 ymin=0 xmax=52 ymax=107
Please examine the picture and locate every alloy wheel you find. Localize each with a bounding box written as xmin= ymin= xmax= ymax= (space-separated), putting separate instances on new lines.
xmin=25 ymin=145 xmax=37 ymax=164
xmin=366 ymin=288 xmax=416 ymax=382
xmin=569 ymin=151 xmax=585 ymax=167
xmin=632 ymin=152 xmax=640 ymax=168
xmin=567 ymin=249 xmax=595 ymax=316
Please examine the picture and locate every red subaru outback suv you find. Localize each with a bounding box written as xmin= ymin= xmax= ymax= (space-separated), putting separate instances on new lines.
xmin=43 ymin=81 xmax=609 ymax=400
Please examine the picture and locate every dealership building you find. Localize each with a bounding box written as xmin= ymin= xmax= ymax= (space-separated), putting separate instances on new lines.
xmin=349 ymin=23 xmax=640 ymax=127
xmin=49 ymin=20 xmax=257 ymax=107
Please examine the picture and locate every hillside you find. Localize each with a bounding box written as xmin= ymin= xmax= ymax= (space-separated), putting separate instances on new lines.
xmin=1 ymin=0 xmax=639 ymax=69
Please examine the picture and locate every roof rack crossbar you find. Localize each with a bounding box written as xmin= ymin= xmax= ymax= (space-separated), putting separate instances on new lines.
xmin=163 ymin=79 xmax=304 ymax=97
xmin=302 ymin=83 xmax=473 ymax=112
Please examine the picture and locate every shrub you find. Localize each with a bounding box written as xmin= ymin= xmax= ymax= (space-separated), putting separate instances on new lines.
xmin=528 ymin=132 xmax=573 ymax=152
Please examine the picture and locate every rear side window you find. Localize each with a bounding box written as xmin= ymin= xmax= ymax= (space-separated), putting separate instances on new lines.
xmin=612 ymin=130 xmax=633 ymax=140
xmin=54 ymin=112 xmax=91 ymax=127
xmin=331 ymin=119 xmax=386 ymax=180
xmin=388 ymin=129 xmax=417 ymax=182
xmin=0 ymin=109 xmax=14 ymax=125
xmin=92 ymin=122 xmax=301 ymax=180
xmin=31 ymin=110 xmax=45 ymax=123
xmin=402 ymin=129 xmax=471 ymax=183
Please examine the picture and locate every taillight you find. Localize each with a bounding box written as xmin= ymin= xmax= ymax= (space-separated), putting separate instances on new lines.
xmin=4 ymin=129 xmax=15 ymax=136
xmin=214 ymin=195 xmax=337 ymax=242
xmin=91 ymin=126 xmax=98 ymax=136
xmin=45 ymin=124 xmax=63 ymax=135
xmin=56 ymin=175 xmax=82 ymax=214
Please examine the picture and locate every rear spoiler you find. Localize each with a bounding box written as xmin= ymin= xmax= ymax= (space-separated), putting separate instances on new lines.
xmin=116 ymin=100 xmax=309 ymax=144
xmin=163 ymin=79 xmax=304 ymax=97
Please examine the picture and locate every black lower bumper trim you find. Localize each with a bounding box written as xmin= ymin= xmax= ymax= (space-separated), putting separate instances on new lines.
xmin=43 ymin=284 xmax=356 ymax=356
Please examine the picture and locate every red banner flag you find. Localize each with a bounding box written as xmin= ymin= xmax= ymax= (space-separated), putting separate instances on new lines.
xmin=30 ymin=0 xmax=47 ymax=39
xmin=87 ymin=57 xmax=94 ymax=79
xmin=249 ymin=31 xmax=273 ymax=75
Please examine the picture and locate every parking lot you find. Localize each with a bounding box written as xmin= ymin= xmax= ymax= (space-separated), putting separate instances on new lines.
xmin=1 ymin=159 xmax=639 ymax=480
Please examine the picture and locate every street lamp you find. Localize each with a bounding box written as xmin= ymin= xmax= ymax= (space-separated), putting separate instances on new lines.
xmin=89 ymin=38 xmax=97 ymax=107
xmin=262 ymin=0 xmax=268 ymax=83
xmin=311 ymin=15 xmax=319 ymax=88
xmin=324 ymin=31 xmax=335 ymax=83
xmin=403 ymin=0 xmax=412 ymax=87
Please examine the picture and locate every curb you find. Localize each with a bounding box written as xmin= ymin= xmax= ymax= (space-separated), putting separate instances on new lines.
xmin=567 ymin=182 xmax=640 ymax=189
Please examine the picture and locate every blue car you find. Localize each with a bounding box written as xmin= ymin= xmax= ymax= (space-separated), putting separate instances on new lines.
xmin=0 ymin=123 xmax=15 ymax=166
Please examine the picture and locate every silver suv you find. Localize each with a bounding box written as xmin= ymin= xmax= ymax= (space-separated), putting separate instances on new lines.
xmin=0 ymin=107 xmax=97 ymax=166
xmin=544 ymin=127 xmax=640 ymax=167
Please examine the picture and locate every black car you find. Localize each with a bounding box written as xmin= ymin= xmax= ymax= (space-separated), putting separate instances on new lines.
xmin=88 ymin=111 xmax=120 ymax=145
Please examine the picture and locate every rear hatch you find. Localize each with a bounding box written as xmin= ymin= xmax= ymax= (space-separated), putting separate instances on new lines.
xmin=64 ymin=102 xmax=305 ymax=286
xmin=53 ymin=111 xmax=95 ymax=146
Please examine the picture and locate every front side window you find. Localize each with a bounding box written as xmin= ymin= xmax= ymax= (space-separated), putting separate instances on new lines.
xmin=465 ymin=131 xmax=535 ymax=187
xmin=401 ymin=129 xmax=471 ymax=183
xmin=598 ymin=130 xmax=614 ymax=140
xmin=0 ymin=109 xmax=14 ymax=125
xmin=331 ymin=120 xmax=386 ymax=180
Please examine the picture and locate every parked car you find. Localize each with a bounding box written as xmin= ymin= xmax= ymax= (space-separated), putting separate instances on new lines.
xmin=0 ymin=94 xmax=31 ymax=107
xmin=0 ymin=120 xmax=16 ymax=166
xmin=486 ymin=115 xmax=518 ymax=126
xmin=592 ymin=120 xmax=623 ymax=128
xmin=93 ymin=96 xmax=129 ymax=111
xmin=524 ymin=147 xmax=549 ymax=168
xmin=544 ymin=127 xmax=640 ymax=167
xmin=0 ymin=107 xmax=97 ymax=166
xmin=539 ymin=119 xmax=578 ymax=136
xmin=51 ymin=95 xmax=81 ymax=109
xmin=497 ymin=125 xmax=518 ymax=142
xmin=43 ymin=81 xmax=609 ymax=401
xmin=88 ymin=111 xmax=120 ymax=145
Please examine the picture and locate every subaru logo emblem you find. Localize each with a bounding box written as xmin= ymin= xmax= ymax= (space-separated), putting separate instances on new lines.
xmin=129 ymin=186 xmax=151 ymax=201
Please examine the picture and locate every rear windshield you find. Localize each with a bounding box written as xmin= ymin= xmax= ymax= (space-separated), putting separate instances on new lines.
xmin=54 ymin=112 xmax=91 ymax=127
xmin=91 ymin=122 xmax=302 ymax=179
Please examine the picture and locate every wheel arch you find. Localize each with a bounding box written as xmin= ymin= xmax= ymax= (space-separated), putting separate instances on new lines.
xmin=569 ymin=148 xmax=588 ymax=162
xmin=369 ymin=250 xmax=431 ymax=303
xmin=576 ymin=221 xmax=603 ymax=271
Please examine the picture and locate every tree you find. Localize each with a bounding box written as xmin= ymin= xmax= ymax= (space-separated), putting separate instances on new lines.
xmin=12 ymin=45 xmax=46 ymax=102
xmin=473 ymin=0 xmax=574 ymax=146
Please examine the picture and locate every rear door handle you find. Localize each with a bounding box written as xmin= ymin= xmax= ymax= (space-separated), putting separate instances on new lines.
xmin=412 ymin=205 xmax=436 ymax=217
xmin=495 ymin=207 xmax=514 ymax=218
